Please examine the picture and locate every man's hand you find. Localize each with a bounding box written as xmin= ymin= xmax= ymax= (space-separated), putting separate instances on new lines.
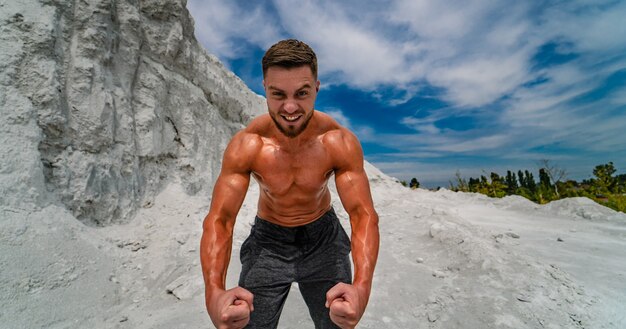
xmin=207 ymin=287 xmax=254 ymax=329
xmin=325 ymin=282 xmax=365 ymax=329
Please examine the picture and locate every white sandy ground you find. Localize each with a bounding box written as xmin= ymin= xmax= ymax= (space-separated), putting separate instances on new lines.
xmin=2 ymin=163 xmax=625 ymax=329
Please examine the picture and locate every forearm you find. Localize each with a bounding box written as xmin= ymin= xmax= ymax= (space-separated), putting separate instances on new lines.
xmin=200 ymin=215 xmax=235 ymax=299
xmin=350 ymin=212 xmax=380 ymax=304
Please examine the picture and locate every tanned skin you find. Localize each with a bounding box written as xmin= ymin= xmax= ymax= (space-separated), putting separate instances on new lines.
xmin=200 ymin=66 xmax=379 ymax=329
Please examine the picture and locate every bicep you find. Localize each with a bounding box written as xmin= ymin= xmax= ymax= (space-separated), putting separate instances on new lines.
xmin=207 ymin=132 xmax=257 ymax=223
xmin=332 ymin=131 xmax=375 ymax=218
xmin=335 ymin=167 xmax=375 ymax=218
xmin=209 ymin=170 xmax=250 ymax=222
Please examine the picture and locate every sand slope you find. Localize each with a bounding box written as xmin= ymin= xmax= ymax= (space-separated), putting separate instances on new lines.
xmin=1 ymin=1 xmax=624 ymax=327
xmin=3 ymin=164 xmax=625 ymax=329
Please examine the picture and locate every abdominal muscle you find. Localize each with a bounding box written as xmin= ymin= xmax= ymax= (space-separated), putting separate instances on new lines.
xmin=249 ymin=116 xmax=339 ymax=227
xmin=253 ymin=172 xmax=334 ymax=227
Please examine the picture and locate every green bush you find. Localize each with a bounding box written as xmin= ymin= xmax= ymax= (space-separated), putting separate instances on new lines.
xmin=448 ymin=163 xmax=624 ymax=214
xmin=599 ymin=194 xmax=626 ymax=213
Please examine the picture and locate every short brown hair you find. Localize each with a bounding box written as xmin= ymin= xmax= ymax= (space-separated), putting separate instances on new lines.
xmin=262 ymin=39 xmax=318 ymax=79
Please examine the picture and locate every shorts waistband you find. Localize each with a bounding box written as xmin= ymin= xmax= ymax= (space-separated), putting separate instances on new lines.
xmin=253 ymin=207 xmax=339 ymax=243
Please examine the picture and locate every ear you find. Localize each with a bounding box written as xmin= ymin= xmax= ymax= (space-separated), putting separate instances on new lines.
xmin=316 ymin=80 xmax=320 ymax=92
xmin=262 ymin=79 xmax=267 ymax=89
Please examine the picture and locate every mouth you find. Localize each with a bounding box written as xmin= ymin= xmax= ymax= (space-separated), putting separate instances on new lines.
xmin=281 ymin=114 xmax=303 ymax=122
xmin=271 ymin=111 xmax=313 ymax=138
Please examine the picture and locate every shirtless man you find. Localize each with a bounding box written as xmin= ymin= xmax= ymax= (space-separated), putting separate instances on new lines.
xmin=200 ymin=39 xmax=379 ymax=329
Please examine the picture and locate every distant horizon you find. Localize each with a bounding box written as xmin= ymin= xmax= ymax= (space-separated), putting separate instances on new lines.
xmin=187 ymin=0 xmax=626 ymax=188
xmin=386 ymin=162 xmax=620 ymax=189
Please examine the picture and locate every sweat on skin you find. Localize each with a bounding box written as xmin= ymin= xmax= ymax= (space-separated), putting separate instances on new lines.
xmin=200 ymin=58 xmax=379 ymax=328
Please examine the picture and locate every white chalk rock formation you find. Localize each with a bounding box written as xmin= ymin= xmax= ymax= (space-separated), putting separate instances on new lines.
xmin=0 ymin=0 xmax=264 ymax=225
xmin=2 ymin=1 xmax=625 ymax=329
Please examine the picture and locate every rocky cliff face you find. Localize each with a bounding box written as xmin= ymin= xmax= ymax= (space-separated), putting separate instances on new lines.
xmin=0 ymin=0 xmax=264 ymax=225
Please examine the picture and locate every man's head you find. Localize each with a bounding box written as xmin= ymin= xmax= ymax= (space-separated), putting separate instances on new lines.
xmin=262 ymin=39 xmax=318 ymax=80
xmin=262 ymin=39 xmax=320 ymax=138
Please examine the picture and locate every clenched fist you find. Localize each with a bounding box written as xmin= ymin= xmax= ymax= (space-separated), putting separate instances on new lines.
xmin=325 ymin=283 xmax=366 ymax=329
xmin=207 ymin=287 xmax=254 ymax=329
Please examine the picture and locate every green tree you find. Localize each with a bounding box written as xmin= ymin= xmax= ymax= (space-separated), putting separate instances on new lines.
xmin=617 ymin=174 xmax=626 ymax=193
xmin=524 ymin=170 xmax=536 ymax=192
xmin=409 ymin=177 xmax=420 ymax=189
xmin=473 ymin=175 xmax=489 ymax=195
xmin=538 ymin=159 xmax=567 ymax=198
xmin=539 ymin=168 xmax=551 ymax=189
xmin=505 ymin=170 xmax=518 ymax=195
xmin=468 ymin=177 xmax=480 ymax=192
xmin=489 ymin=172 xmax=507 ymax=198
xmin=536 ymin=168 xmax=556 ymax=202
xmin=443 ymin=164 xmax=624 ymax=213
xmin=593 ymin=162 xmax=617 ymax=193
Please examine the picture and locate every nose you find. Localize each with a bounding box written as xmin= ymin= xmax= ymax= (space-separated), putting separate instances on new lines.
xmin=283 ymin=99 xmax=298 ymax=114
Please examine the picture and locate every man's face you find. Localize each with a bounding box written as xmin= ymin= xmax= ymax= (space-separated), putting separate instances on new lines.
xmin=263 ymin=66 xmax=320 ymax=138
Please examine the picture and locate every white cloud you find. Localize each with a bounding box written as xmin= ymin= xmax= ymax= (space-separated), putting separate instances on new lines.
xmin=323 ymin=108 xmax=351 ymax=129
xmin=400 ymin=116 xmax=441 ymax=135
xmin=369 ymin=129 xmax=512 ymax=156
xmin=387 ymin=0 xmax=539 ymax=107
xmin=272 ymin=0 xmax=409 ymax=88
xmin=187 ymin=0 xmax=625 ymax=111
xmin=427 ymin=52 xmax=532 ymax=107
xmin=608 ymin=86 xmax=626 ymax=106
xmin=186 ymin=0 xmax=282 ymax=60
xmin=435 ymin=134 xmax=511 ymax=153
xmin=185 ymin=0 xmax=626 ymax=181
xmin=541 ymin=0 xmax=626 ymax=54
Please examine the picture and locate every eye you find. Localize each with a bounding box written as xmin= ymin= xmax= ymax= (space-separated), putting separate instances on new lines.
xmin=272 ymin=92 xmax=285 ymax=99
xmin=297 ymin=90 xmax=309 ymax=97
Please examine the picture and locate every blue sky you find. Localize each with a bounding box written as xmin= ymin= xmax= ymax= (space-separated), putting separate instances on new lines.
xmin=187 ymin=0 xmax=626 ymax=187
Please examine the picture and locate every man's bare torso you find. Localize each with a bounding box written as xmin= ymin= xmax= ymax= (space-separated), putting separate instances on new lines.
xmin=239 ymin=111 xmax=346 ymax=226
xmin=202 ymin=42 xmax=378 ymax=328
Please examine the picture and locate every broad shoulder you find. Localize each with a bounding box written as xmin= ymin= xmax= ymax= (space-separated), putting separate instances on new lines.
xmin=318 ymin=114 xmax=363 ymax=168
xmin=228 ymin=127 xmax=263 ymax=152
xmin=320 ymin=126 xmax=360 ymax=155
xmin=222 ymin=129 xmax=263 ymax=172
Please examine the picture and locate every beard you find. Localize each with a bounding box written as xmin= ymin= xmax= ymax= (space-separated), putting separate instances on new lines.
xmin=270 ymin=110 xmax=314 ymax=138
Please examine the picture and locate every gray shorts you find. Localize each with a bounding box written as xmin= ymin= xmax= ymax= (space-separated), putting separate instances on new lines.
xmin=239 ymin=207 xmax=352 ymax=329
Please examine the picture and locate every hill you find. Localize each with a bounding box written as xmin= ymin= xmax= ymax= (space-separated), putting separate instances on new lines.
xmin=1 ymin=0 xmax=624 ymax=328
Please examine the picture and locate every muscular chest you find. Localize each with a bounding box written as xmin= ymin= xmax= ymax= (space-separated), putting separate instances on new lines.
xmin=251 ymin=142 xmax=334 ymax=196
